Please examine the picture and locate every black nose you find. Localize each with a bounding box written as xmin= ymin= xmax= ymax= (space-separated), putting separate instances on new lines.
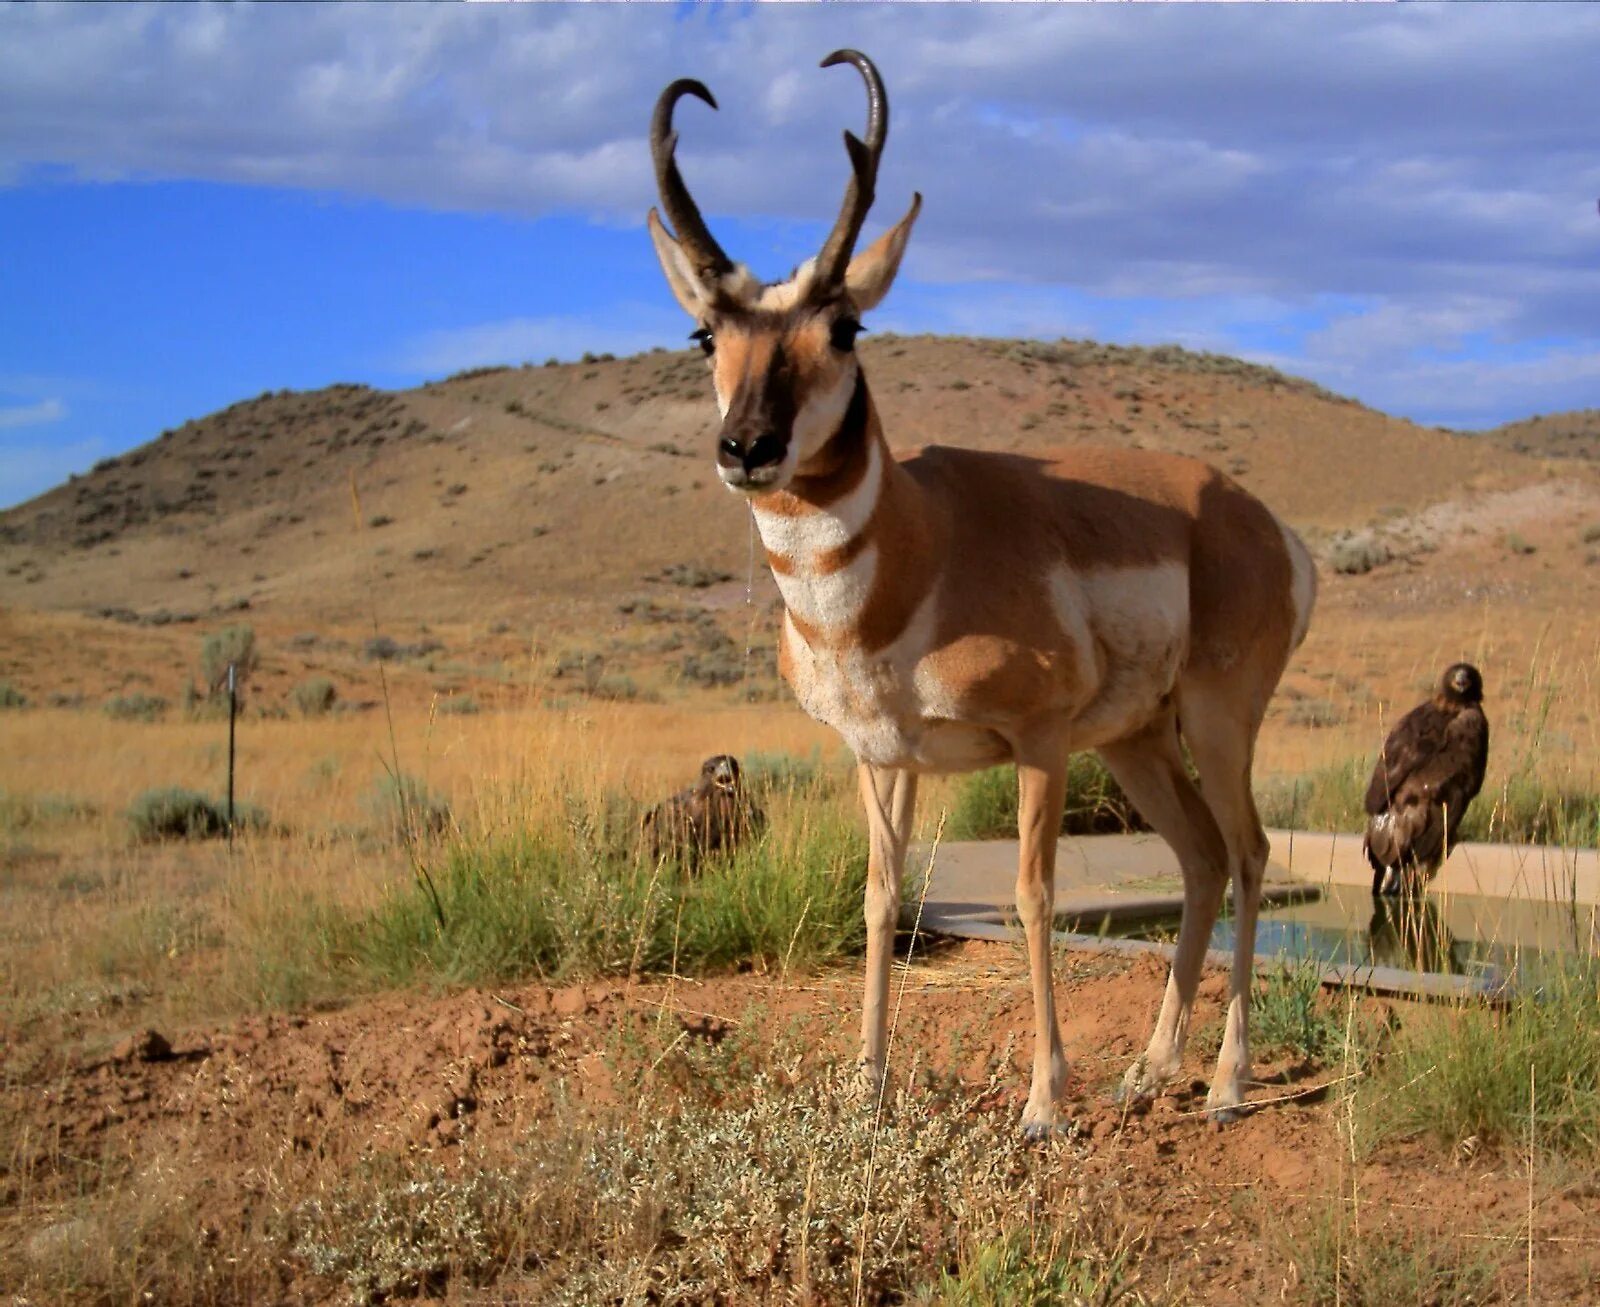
xmin=745 ymin=434 xmax=784 ymax=470
xmin=719 ymin=433 xmax=785 ymax=475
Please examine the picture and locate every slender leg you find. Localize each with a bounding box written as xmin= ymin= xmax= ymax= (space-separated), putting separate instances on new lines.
xmin=1180 ymin=683 xmax=1271 ymax=1121
xmin=1098 ymin=720 xmax=1229 ymax=1100
xmin=1014 ymin=748 xmax=1071 ymax=1138
xmin=856 ymin=763 xmax=918 ymax=1094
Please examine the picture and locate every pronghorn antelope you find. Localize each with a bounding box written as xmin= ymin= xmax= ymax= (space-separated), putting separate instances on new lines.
xmin=646 ymin=51 xmax=1317 ymax=1133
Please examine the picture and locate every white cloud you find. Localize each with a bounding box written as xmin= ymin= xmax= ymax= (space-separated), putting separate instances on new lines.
xmin=0 ymin=398 xmax=66 ymax=429
xmin=3 ymin=6 xmax=1599 ymax=429
xmin=0 ymin=436 xmax=105 ymax=509
xmin=394 ymin=306 xmax=685 ymax=377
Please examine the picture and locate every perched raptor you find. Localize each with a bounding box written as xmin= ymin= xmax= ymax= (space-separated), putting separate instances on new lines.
xmin=1364 ymin=662 xmax=1489 ymax=896
xmin=641 ymin=755 xmax=765 ymax=871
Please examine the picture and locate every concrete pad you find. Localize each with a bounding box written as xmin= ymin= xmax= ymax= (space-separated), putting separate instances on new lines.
xmin=905 ymin=829 xmax=1597 ymax=1001
xmin=1265 ymin=830 xmax=1600 ymax=905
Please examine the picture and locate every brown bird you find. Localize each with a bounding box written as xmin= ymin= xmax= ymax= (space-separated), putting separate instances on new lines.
xmin=1364 ymin=663 xmax=1489 ymax=896
xmin=641 ymin=755 xmax=765 ymax=871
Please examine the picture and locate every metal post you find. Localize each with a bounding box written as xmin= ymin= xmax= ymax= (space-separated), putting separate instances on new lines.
xmin=226 ymin=661 xmax=237 ymax=845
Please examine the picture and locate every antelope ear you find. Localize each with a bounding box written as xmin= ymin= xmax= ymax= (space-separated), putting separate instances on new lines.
xmin=648 ymin=208 xmax=714 ymax=317
xmin=844 ymin=192 xmax=921 ymax=312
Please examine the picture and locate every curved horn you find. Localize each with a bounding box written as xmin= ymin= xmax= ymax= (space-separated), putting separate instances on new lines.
xmin=812 ymin=49 xmax=889 ymax=291
xmin=651 ymin=79 xmax=734 ymax=284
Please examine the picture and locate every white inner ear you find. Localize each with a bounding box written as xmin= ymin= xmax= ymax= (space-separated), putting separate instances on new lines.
xmin=667 ymin=241 xmax=711 ymax=312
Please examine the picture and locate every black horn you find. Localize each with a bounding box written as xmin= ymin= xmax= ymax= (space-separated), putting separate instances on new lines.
xmin=651 ymin=78 xmax=735 ymax=284
xmin=812 ymin=49 xmax=889 ymax=292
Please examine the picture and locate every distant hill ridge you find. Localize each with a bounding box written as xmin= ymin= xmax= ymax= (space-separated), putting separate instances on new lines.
xmin=0 ymin=333 xmax=1565 ymax=634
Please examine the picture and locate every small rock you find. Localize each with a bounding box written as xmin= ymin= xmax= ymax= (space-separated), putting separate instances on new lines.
xmin=26 ymin=1218 xmax=97 ymax=1265
xmin=552 ymin=988 xmax=588 ymax=1017
xmin=112 ymin=1029 xmax=172 ymax=1063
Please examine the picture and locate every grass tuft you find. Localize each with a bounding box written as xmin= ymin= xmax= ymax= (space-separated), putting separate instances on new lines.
xmin=947 ymin=757 xmax=1146 ymax=840
xmin=351 ymin=789 xmax=865 ymax=988
xmin=1280 ymin=1199 xmax=1497 ymax=1307
xmin=1361 ymin=961 xmax=1600 ymax=1159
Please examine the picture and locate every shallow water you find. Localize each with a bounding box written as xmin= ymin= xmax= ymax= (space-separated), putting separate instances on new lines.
xmin=1128 ymin=881 xmax=1600 ymax=979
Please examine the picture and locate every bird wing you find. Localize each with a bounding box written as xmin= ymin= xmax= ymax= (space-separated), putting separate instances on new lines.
xmin=1364 ymin=701 xmax=1447 ymax=816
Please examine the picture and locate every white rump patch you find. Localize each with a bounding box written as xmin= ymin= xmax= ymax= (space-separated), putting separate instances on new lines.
xmin=1278 ymin=519 xmax=1317 ymax=650
xmin=1046 ymin=560 xmax=1190 ymax=741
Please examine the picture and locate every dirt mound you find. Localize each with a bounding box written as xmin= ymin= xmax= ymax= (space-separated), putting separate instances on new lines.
xmin=10 ymin=944 xmax=1597 ymax=1303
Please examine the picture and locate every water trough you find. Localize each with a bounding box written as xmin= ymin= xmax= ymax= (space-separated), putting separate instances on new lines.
xmin=906 ymin=830 xmax=1600 ymax=1001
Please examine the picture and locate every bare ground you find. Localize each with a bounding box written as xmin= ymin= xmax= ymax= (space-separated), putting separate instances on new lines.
xmin=7 ymin=940 xmax=1597 ymax=1303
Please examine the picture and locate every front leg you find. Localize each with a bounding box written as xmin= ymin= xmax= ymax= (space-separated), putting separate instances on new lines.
xmin=857 ymin=763 xmax=918 ymax=1095
xmin=1015 ymin=749 xmax=1071 ymax=1139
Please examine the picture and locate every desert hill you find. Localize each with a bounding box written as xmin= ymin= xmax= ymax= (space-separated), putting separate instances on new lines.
xmin=2 ymin=334 xmax=1597 ymax=713
xmin=1485 ymin=408 xmax=1600 ymax=462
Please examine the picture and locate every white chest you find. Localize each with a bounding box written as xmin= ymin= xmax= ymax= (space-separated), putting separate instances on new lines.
xmin=780 ymin=607 xmax=1004 ymax=772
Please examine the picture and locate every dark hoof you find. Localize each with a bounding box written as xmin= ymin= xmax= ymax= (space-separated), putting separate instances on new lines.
xmin=1205 ymin=1102 xmax=1250 ymax=1126
xmin=1020 ymin=1120 xmax=1072 ymax=1145
xmin=1110 ymin=1081 xmax=1153 ymax=1110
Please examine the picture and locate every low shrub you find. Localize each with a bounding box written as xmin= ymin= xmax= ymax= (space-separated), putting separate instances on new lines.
xmin=0 ymin=681 xmax=27 ymax=709
xmin=362 ymin=772 xmax=452 ymax=844
xmin=104 ymin=693 xmax=168 ymax=722
xmin=199 ymin=624 xmax=258 ymax=696
xmin=284 ymin=1063 xmax=1137 ymax=1306
xmin=291 ymin=677 xmax=337 ymax=717
xmin=1324 ymin=530 xmax=1393 ymax=576
xmin=127 ymin=787 xmax=265 ymax=842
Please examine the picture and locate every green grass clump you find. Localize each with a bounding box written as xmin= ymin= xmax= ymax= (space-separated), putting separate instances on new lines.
xmin=127 ymin=787 xmax=265 ymax=842
xmin=1251 ymin=956 xmax=1349 ymax=1063
xmin=0 ymin=681 xmax=27 ymax=709
xmin=1361 ymin=963 xmax=1600 ymax=1159
xmin=352 ymin=794 xmax=866 ymax=988
xmin=947 ymin=757 xmax=1146 ymax=840
xmin=1458 ymin=772 xmax=1600 ymax=848
xmin=1255 ymin=758 xmax=1370 ymax=833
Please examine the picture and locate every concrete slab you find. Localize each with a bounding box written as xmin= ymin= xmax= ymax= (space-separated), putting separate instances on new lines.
xmin=905 ymin=829 xmax=1597 ymax=1000
xmin=911 ymin=829 xmax=1600 ymax=918
xmin=1265 ymin=830 xmax=1600 ymax=905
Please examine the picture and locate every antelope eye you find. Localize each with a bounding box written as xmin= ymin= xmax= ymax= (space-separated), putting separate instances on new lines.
xmin=829 ymin=317 xmax=864 ymax=353
xmin=689 ymin=327 xmax=715 ymax=357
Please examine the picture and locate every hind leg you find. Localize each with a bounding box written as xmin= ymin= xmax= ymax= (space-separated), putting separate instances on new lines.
xmin=1098 ymin=715 xmax=1230 ymax=1101
xmin=1178 ymin=676 xmax=1273 ymax=1121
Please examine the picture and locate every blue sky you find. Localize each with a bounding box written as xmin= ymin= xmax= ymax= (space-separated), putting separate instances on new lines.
xmin=3 ymin=4 xmax=1599 ymax=508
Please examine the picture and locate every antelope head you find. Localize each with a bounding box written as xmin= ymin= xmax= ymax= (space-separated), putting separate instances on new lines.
xmin=647 ymin=50 xmax=921 ymax=494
